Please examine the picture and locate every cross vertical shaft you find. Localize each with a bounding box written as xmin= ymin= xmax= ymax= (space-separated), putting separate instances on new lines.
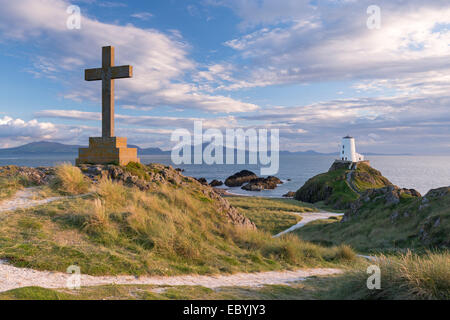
xmin=102 ymin=46 xmax=115 ymax=138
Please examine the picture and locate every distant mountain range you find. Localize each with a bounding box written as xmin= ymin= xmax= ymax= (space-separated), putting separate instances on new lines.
xmin=0 ymin=141 xmax=412 ymax=156
xmin=0 ymin=141 xmax=169 ymax=156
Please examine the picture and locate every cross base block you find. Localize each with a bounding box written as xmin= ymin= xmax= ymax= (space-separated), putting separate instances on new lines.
xmin=76 ymin=137 xmax=140 ymax=166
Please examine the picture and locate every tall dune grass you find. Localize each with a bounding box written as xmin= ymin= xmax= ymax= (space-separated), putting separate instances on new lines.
xmin=51 ymin=163 xmax=91 ymax=195
xmin=81 ymin=178 xmax=357 ymax=270
xmin=330 ymin=251 xmax=450 ymax=300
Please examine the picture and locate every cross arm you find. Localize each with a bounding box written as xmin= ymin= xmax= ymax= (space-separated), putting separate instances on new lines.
xmin=112 ymin=65 xmax=133 ymax=79
xmin=85 ymin=68 xmax=102 ymax=81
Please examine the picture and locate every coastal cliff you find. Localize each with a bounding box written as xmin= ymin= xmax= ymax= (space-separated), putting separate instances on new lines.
xmin=294 ymin=161 xmax=393 ymax=210
xmin=293 ymin=161 xmax=449 ymax=250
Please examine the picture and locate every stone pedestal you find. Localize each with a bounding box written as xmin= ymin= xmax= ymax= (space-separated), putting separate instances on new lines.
xmin=76 ymin=137 xmax=140 ymax=166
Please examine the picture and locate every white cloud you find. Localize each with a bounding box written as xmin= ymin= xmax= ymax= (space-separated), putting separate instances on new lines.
xmin=218 ymin=0 xmax=450 ymax=90
xmin=0 ymin=116 xmax=57 ymax=139
xmin=131 ymin=12 xmax=153 ymax=21
xmin=0 ymin=0 xmax=257 ymax=113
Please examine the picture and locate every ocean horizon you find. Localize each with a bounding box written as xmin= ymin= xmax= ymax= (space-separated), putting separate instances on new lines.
xmin=0 ymin=154 xmax=448 ymax=196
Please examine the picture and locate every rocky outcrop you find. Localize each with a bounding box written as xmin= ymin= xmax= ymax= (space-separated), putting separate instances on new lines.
xmin=209 ymin=180 xmax=223 ymax=187
xmin=195 ymin=177 xmax=208 ymax=185
xmin=79 ymin=163 xmax=185 ymax=191
xmin=0 ymin=165 xmax=54 ymax=185
xmin=417 ymin=187 xmax=450 ymax=247
xmin=295 ymin=176 xmax=334 ymax=204
xmin=225 ymin=170 xmax=282 ymax=191
xmin=351 ymin=165 xmax=392 ymax=189
xmin=225 ymin=170 xmax=258 ymax=187
xmin=241 ymin=176 xmax=283 ymax=191
xmin=282 ymin=191 xmax=296 ymax=198
xmin=344 ymin=185 xmax=421 ymax=221
xmin=200 ymin=187 xmax=256 ymax=229
xmin=423 ymin=187 xmax=450 ymax=200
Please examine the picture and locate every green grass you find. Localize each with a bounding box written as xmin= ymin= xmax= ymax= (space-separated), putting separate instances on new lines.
xmin=124 ymin=162 xmax=151 ymax=180
xmin=227 ymin=197 xmax=316 ymax=234
xmin=0 ymin=276 xmax=344 ymax=300
xmin=328 ymin=251 xmax=450 ymax=300
xmin=295 ymin=188 xmax=449 ymax=252
xmin=0 ymin=165 xmax=357 ymax=277
xmin=352 ymin=163 xmax=392 ymax=192
xmin=0 ymin=287 xmax=74 ymax=300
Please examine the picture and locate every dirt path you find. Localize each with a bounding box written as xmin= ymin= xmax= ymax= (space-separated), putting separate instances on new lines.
xmin=274 ymin=211 xmax=344 ymax=237
xmin=0 ymin=188 xmax=89 ymax=213
xmin=0 ymin=260 xmax=342 ymax=292
xmin=346 ymin=170 xmax=361 ymax=195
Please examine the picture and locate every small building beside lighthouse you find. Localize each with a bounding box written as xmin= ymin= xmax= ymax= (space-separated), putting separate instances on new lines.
xmin=339 ymin=136 xmax=364 ymax=162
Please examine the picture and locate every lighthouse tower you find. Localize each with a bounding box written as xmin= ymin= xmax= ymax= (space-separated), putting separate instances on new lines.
xmin=339 ymin=136 xmax=364 ymax=162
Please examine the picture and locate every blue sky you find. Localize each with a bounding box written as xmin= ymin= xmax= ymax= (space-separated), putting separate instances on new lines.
xmin=0 ymin=0 xmax=449 ymax=154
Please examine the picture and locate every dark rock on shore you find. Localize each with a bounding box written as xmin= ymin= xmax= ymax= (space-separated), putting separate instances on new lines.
xmin=241 ymin=176 xmax=283 ymax=191
xmin=225 ymin=170 xmax=282 ymax=191
xmin=283 ymin=191 xmax=296 ymax=198
xmin=210 ymin=180 xmax=223 ymax=187
xmin=225 ymin=170 xmax=258 ymax=187
xmin=195 ymin=177 xmax=208 ymax=185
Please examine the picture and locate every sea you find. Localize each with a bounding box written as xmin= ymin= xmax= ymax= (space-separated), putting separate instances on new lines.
xmin=0 ymin=154 xmax=449 ymax=197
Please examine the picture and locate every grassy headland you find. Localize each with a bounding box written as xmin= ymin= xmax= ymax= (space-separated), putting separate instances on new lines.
xmin=0 ymin=163 xmax=356 ymax=277
xmin=294 ymin=162 xmax=391 ymax=210
xmin=294 ymin=186 xmax=449 ymax=252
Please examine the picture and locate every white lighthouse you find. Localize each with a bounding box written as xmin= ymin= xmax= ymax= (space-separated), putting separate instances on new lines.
xmin=339 ymin=136 xmax=364 ymax=162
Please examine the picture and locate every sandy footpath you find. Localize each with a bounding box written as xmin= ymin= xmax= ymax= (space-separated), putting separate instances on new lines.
xmin=274 ymin=211 xmax=344 ymax=237
xmin=0 ymin=260 xmax=342 ymax=292
xmin=0 ymin=187 xmax=90 ymax=213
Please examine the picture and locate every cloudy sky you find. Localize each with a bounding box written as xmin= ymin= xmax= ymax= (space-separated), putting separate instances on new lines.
xmin=0 ymin=0 xmax=449 ymax=154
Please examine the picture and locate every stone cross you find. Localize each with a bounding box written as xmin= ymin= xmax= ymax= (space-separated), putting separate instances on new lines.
xmin=85 ymin=46 xmax=133 ymax=138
